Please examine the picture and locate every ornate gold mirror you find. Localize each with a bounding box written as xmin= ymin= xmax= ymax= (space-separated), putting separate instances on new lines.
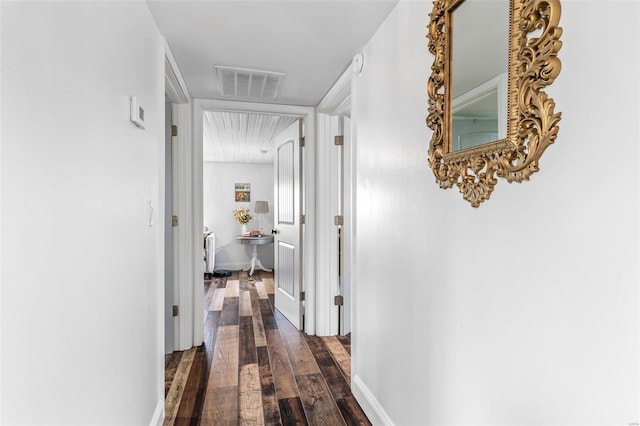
xmin=427 ymin=0 xmax=562 ymax=207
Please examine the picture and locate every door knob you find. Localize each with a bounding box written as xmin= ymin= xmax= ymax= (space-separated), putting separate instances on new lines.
xmin=271 ymin=229 xmax=278 ymax=235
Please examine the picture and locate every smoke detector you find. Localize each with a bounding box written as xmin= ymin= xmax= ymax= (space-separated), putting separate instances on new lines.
xmin=215 ymin=65 xmax=285 ymax=100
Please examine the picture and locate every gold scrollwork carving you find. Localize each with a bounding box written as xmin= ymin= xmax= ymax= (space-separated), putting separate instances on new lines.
xmin=426 ymin=0 xmax=562 ymax=207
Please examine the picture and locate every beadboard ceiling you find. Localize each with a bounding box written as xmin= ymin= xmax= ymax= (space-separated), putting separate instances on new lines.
xmin=203 ymin=111 xmax=297 ymax=163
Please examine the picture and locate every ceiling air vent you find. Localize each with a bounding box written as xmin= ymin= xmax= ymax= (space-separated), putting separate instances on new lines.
xmin=215 ymin=65 xmax=285 ymax=100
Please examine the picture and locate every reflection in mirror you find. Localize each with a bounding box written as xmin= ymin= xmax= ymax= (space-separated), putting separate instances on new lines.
xmin=450 ymin=0 xmax=509 ymax=151
xmin=452 ymin=73 xmax=507 ymax=150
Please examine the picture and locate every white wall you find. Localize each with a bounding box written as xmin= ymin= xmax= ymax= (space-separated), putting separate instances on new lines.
xmin=352 ymin=1 xmax=640 ymax=425
xmin=203 ymin=162 xmax=274 ymax=270
xmin=0 ymin=2 xmax=165 ymax=424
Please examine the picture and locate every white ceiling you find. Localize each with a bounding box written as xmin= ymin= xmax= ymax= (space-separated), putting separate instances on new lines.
xmin=146 ymin=0 xmax=399 ymax=106
xmin=148 ymin=0 xmax=398 ymax=164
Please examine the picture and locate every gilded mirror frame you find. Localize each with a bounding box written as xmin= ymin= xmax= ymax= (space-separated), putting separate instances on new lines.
xmin=426 ymin=0 xmax=562 ymax=207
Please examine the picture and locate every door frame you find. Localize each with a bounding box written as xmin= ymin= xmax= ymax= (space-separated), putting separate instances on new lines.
xmin=164 ymin=39 xmax=191 ymax=352
xmin=315 ymin=66 xmax=354 ymax=336
xmin=192 ymin=99 xmax=316 ymax=338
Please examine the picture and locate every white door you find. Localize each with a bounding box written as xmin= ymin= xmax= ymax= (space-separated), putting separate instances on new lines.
xmin=273 ymin=120 xmax=303 ymax=329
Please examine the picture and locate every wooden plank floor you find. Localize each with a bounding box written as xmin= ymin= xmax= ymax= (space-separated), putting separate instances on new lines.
xmin=165 ymin=270 xmax=370 ymax=426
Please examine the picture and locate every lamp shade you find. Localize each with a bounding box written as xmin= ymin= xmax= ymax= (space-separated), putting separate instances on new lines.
xmin=254 ymin=200 xmax=269 ymax=214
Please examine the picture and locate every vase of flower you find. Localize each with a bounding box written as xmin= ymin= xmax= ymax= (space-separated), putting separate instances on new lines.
xmin=233 ymin=208 xmax=252 ymax=235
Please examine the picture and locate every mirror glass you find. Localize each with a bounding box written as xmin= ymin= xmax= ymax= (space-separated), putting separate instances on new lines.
xmin=450 ymin=0 xmax=509 ymax=151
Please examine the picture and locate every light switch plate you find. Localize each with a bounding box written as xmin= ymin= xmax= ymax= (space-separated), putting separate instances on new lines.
xmin=130 ymin=96 xmax=146 ymax=129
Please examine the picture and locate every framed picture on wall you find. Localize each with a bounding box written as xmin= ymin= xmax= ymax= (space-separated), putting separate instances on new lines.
xmin=235 ymin=183 xmax=250 ymax=202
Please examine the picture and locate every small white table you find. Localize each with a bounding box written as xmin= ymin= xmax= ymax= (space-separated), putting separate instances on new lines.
xmin=235 ymin=235 xmax=274 ymax=276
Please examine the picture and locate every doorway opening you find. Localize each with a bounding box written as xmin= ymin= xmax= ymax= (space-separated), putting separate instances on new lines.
xmin=315 ymin=65 xmax=355 ymax=338
xmin=200 ymin=106 xmax=310 ymax=332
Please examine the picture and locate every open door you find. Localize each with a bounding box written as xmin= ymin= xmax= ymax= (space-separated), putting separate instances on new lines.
xmin=273 ymin=120 xmax=303 ymax=329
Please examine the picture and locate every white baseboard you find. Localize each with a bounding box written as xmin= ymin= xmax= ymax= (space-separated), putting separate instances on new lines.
xmin=149 ymin=398 xmax=164 ymax=426
xmin=214 ymin=262 xmax=247 ymax=271
xmin=352 ymin=375 xmax=395 ymax=426
xmin=214 ymin=262 xmax=274 ymax=272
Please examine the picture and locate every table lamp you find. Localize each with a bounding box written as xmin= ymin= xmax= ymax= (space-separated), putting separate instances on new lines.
xmin=254 ymin=201 xmax=269 ymax=232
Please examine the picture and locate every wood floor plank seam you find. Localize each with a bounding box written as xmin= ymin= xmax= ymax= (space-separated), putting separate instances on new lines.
xmin=165 ymin=351 xmax=184 ymax=398
xmin=246 ymin=277 xmax=281 ymax=425
xmin=250 ymin=286 xmax=268 ymax=348
xmin=202 ymin=385 xmax=238 ymax=425
xmin=207 ymin=325 xmax=239 ymax=389
xmin=295 ymin=372 xmax=347 ymax=426
xmin=321 ymin=336 xmax=352 ymax=387
xmin=304 ymin=336 xmax=351 ymax=400
xmin=263 ymin=292 xmax=311 ymax=424
xmin=239 ymin=363 xmax=265 ymax=425
xmin=239 ymin=315 xmax=258 ymax=366
xmin=164 ymin=347 xmax=196 ymax=426
xmin=278 ymin=397 xmax=308 ymax=425
xmin=305 ymin=336 xmax=371 ymax=426
xmin=173 ymin=346 xmax=208 ymax=425
xmin=204 ymin=311 xmax=222 ymax=368
xmin=209 ymin=287 xmax=225 ymax=311
xmin=257 ymin=346 xmax=283 ymax=425
xmin=269 ymin=293 xmax=330 ymax=425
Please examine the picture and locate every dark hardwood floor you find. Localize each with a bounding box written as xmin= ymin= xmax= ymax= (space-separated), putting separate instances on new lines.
xmin=164 ymin=270 xmax=370 ymax=425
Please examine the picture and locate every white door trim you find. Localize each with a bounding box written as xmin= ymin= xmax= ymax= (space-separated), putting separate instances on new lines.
xmin=314 ymin=66 xmax=353 ymax=336
xmin=342 ymin=116 xmax=354 ymax=336
xmin=192 ymin=98 xmax=316 ymax=337
xmin=164 ymin=38 xmax=190 ymax=104
xmin=317 ymin=65 xmax=352 ymax=115
xmin=164 ymin=39 xmax=193 ymax=352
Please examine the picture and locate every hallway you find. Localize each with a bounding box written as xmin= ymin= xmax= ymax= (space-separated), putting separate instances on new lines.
xmin=164 ymin=271 xmax=370 ymax=425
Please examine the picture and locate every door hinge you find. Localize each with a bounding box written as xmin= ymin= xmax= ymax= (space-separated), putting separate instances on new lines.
xmin=172 ymin=215 xmax=179 ymax=227
xmin=334 ymin=135 xmax=344 ymax=146
xmin=300 ymin=291 xmax=306 ymax=301
xmin=334 ymin=215 xmax=344 ymax=226
xmin=300 ymin=214 xmax=306 ymax=225
xmin=171 ymin=125 xmax=178 ymax=137
xmin=172 ymin=305 xmax=179 ymax=317
xmin=334 ymin=295 xmax=344 ymax=306
xmin=300 ymin=136 xmax=306 ymax=147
